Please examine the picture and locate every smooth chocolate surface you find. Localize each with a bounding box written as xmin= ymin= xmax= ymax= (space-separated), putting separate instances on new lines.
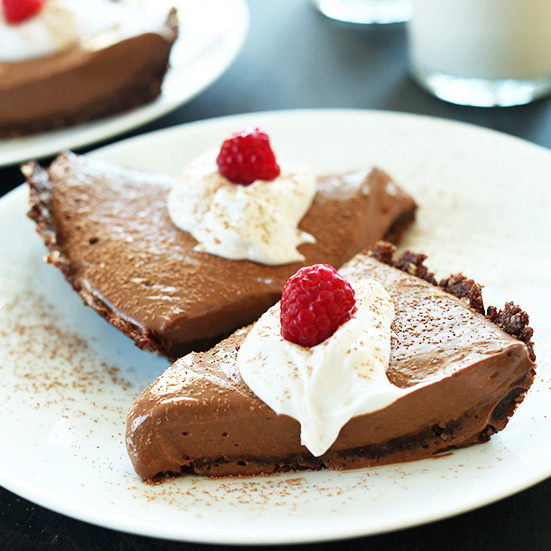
xmin=0 ymin=11 xmax=177 ymax=137
xmin=25 ymin=152 xmax=417 ymax=358
xmin=126 ymin=249 xmax=536 ymax=479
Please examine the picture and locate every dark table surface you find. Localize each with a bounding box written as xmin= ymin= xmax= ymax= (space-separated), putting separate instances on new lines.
xmin=1 ymin=1 xmax=550 ymax=549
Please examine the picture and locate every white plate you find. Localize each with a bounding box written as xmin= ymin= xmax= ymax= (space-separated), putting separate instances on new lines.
xmin=0 ymin=0 xmax=249 ymax=167
xmin=1 ymin=110 xmax=550 ymax=545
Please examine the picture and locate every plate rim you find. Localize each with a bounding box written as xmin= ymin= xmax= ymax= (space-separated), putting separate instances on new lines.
xmin=87 ymin=106 xmax=551 ymax=162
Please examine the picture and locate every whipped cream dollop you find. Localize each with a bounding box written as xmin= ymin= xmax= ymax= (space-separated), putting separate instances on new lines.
xmin=0 ymin=0 xmax=166 ymax=63
xmin=237 ymin=279 xmax=410 ymax=457
xmin=167 ymin=150 xmax=317 ymax=266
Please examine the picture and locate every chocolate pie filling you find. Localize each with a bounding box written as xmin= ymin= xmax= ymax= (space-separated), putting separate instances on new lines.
xmin=25 ymin=152 xmax=417 ymax=358
xmin=125 ymin=244 xmax=535 ymax=479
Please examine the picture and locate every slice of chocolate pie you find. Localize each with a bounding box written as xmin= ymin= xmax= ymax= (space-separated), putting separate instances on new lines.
xmin=24 ymin=151 xmax=416 ymax=358
xmin=0 ymin=1 xmax=178 ymax=137
xmin=126 ymin=243 xmax=536 ymax=479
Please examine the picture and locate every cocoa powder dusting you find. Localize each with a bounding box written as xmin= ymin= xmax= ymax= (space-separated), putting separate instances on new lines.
xmin=1 ymin=289 xmax=139 ymax=416
xmin=124 ymin=471 xmax=385 ymax=513
xmin=369 ymin=241 xmax=536 ymax=359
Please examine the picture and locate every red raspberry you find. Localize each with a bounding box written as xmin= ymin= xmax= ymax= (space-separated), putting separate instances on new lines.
xmin=2 ymin=0 xmax=46 ymax=24
xmin=216 ymin=127 xmax=281 ymax=185
xmin=280 ymin=264 xmax=356 ymax=347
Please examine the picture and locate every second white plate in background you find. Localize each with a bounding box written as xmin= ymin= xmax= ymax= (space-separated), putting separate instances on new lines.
xmin=0 ymin=0 xmax=249 ymax=167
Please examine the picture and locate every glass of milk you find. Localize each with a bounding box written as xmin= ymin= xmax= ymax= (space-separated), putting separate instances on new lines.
xmin=311 ymin=0 xmax=412 ymax=25
xmin=407 ymin=0 xmax=551 ymax=106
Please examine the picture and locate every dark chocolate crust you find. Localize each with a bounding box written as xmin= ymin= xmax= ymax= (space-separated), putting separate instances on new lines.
xmin=369 ymin=241 xmax=536 ymax=361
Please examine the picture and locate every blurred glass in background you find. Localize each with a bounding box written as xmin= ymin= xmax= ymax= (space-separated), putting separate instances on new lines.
xmin=408 ymin=0 xmax=551 ymax=107
xmin=311 ymin=0 xmax=412 ymax=25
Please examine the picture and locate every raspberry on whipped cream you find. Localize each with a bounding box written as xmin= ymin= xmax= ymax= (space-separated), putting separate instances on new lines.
xmin=167 ymin=131 xmax=317 ymax=266
xmin=2 ymin=0 xmax=46 ymax=24
xmin=216 ymin=128 xmax=281 ymax=185
xmin=237 ymin=276 xmax=406 ymax=457
xmin=281 ymin=264 xmax=357 ymax=347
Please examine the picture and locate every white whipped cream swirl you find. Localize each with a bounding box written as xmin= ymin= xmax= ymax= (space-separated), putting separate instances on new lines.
xmin=237 ymin=279 xmax=409 ymax=457
xmin=168 ymin=150 xmax=317 ymax=266
xmin=0 ymin=0 xmax=166 ymax=63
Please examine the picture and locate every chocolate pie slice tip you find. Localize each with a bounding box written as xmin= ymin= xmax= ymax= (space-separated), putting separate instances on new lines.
xmin=125 ymin=242 xmax=536 ymax=479
xmin=24 ymin=151 xmax=417 ymax=359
